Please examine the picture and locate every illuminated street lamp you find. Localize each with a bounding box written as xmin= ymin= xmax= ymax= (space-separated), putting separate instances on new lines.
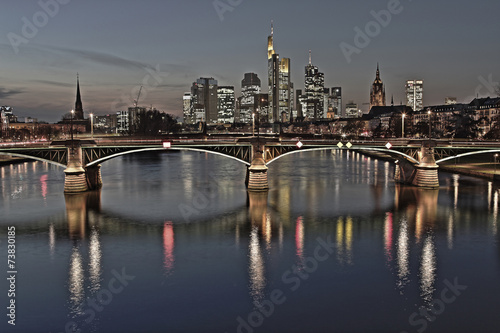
xmin=90 ymin=113 xmax=94 ymax=139
xmin=402 ymin=113 xmax=406 ymax=139
xmin=70 ymin=109 xmax=75 ymax=141
xmin=252 ymin=113 xmax=255 ymax=137
xmin=427 ymin=110 xmax=432 ymax=139
xmin=495 ymin=154 xmax=499 ymax=174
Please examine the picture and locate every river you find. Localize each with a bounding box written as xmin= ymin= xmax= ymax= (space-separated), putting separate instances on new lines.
xmin=0 ymin=150 xmax=499 ymax=333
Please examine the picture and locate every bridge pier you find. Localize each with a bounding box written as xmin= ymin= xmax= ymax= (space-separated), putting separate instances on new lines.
xmin=246 ymin=152 xmax=269 ymax=192
xmin=64 ymin=143 xmax=89 ymax=193
xmin=85 ymin=165 xmax=103 ymax=190
xmin=412 ymin=144 xmax=439 ymax=188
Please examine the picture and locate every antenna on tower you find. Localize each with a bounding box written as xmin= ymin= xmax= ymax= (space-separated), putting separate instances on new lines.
xmin=309 ymin=50 xmax=312 ymax=65
xmin=271 ymin=20 xmax=274 ymax=35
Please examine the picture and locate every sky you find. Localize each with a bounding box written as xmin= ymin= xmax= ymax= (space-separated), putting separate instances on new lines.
xmin=0 ymin=0 xmax=499 ymax=123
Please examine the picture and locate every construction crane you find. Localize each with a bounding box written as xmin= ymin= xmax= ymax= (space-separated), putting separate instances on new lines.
xmin=134 ymin=85 xmax=143 ymax=109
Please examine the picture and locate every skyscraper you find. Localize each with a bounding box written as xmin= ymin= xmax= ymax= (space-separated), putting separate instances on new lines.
xmin=330 ymin=87 xmax=342 ymax=118
xmin=369 ymin=64 xmax=386 ymax=109
xmin=240 ymin=73 xmax=261 ymax=123
xmin=183 ymin=92 xmax=192 ymax=124
xmin=304 ymin=51 xmax=324 ymax=120
xmin=406 ymin=80 xmax=423 ymax=111
xmin=191 ymin=77 xmax=218 ymax=124
xmin=217 ymin=86 xmax=235 ymax=124
xmin=267 ymin=22 xmax=291 ymax=124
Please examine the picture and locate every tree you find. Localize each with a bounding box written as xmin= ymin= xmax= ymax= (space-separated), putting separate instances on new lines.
xmin=453 ymin=111 xmax=480 ymax=139
xmin=343 ymin=119 xmax=366 ymax=137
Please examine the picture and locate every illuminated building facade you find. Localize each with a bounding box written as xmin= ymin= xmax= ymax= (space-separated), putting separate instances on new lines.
xmin=217 ymin=86 xmax=235 ymax=124
xmin=240 ymin=73 xmax=261 ymax=123
xmin=406 ymin=80 xmax=423 ymax=111
xmin=304 ymin=51 xmax=324 ymax=120
xmin=182 ymin=92 xmax=193 ymax=124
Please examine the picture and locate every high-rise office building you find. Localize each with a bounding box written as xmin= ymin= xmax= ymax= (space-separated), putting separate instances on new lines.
xmin=267 ymin=22 xmax=291 ymax=123
xmin=369 ymin=64 xmax=386 ymax=109
xmin=330 ymin=87 xmax=342 ymax=118
xmin=240 ymin=73 xmax=261 ymax=123
xmin=406 ymin=80 xmax=423 ymax=111
xmin=304 ymin=51 xmax=324 ymax=120
xmin=191 ymin=77 xmax=218 ymax=124
xmin=183 ymin=92 xmax=192 ymax=124
xmin=217 ymin=86 xmax=235 ymax=124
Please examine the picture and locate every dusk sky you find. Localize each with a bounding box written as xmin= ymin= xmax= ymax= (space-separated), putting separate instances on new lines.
xmin=1 ymin=0 xmax=499 ymax=123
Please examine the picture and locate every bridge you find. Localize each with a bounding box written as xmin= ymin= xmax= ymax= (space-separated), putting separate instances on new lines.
xmin=1 ymin=137 xmax=499 ymax=193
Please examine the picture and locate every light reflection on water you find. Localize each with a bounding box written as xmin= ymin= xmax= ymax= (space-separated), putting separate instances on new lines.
xmin=1 ymin=150 xmax=500 ymax=332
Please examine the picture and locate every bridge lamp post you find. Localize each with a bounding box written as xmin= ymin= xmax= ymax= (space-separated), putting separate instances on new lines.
xmin=252 ymin=112 xmax=255 ymax=137
xmin=427 ymin=110 xmax=432 ymax=139
xmin=70 ymin=109 xmax=74 ymax=141
xmin=402 ymin=113 xmax=406 ymax=139
xmin=90 ymin=113 xmax=94 ymax=139
xmin=495 ymin=154 xmax=499 ymax=174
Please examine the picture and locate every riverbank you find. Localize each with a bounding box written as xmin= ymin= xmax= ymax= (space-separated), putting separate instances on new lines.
xmin=0 ymin=156 xmax=31 ymax=166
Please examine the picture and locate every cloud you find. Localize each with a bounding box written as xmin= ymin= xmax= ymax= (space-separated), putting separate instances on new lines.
xmin=30 ymin=80 xmax=69 ymax=87
xmin=0 ymin=88 xmax=24 ymax=99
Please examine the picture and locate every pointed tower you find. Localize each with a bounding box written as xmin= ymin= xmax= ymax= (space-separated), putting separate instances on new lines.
xmin=369 ymin=63 xmax=386 ymax=109
xmin=74 ymin=74 xmax=84 ymax=120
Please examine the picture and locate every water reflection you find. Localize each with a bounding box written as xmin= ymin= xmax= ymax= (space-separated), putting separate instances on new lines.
xmin=396 ymin=217 xmax=410 ymax=290
xmin=63 ymin=192 xmax=103 ymax=318
xmin=68 ymin=246 xmax=85 ymax=316
xmin=163 ymin=222 xmax=175 ymax=275
xmin=247 ymin=192 xmax=269 ymax=305
xmin=295 ymin=217 xmax=305 ymax=268
xmin=420 ymin=233 xmax=436 ymax=304
xmin=336 ymin=217 xmax=353 ymax=265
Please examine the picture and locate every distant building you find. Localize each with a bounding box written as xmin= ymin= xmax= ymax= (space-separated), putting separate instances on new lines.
xmin=445 ymin=97 xmax=457 ymax=105
xmin=217 ymin=86 xmax=235 ymax=124
xmin=345 ymin=102 xmax=360 ymax=118
xmin=191 ymin=77 xmax=218 ymax=124
xmin=369 ymin=64 xmax=386 ymax=109
xmin=304 ymin=51 xmax=325 ymax=120
xmin=240 ymin=73 xmax=261 ymax=123
xmin=406 ymin=80 xmax=423 ymax=111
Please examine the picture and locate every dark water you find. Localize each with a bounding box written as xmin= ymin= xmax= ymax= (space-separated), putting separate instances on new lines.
xmin=0 ymin=150 xmax=499 ymax=333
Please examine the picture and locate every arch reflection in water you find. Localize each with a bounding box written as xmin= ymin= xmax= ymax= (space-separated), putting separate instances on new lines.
xmin=163 ymin=221 xmax=175 ymax=275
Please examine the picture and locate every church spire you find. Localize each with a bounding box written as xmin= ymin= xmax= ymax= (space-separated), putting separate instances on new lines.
xmin=391 ymin=94 xmax=394 ymax=106
xmin=74 ymin=73 xmax=83 ymax=120
xmin=376 ymin=63 xmax=380 ymax=80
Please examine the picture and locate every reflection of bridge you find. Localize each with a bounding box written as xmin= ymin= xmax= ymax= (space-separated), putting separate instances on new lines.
xmin=1 ymin=137 xmax=500 ymax=192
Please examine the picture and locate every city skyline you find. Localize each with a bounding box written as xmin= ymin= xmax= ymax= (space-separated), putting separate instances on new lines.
xmin=0 ymin=0 xmax=499 ymax=122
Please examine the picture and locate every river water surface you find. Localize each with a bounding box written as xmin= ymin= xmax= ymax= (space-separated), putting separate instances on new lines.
xmin=0 ymin=150 xmax=499 ymax=333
